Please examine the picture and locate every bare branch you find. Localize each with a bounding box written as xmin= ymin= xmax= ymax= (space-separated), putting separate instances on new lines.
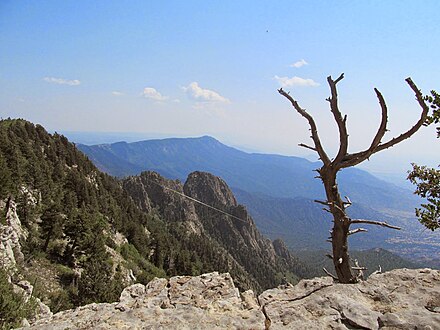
xmin=371 ymin=265 xmax=382 ymax=275
xmin=332 ymin=203 xmax=346 ymax=215
xmin=326 ymin=254 xmax=334 ymax=260
xmin=334 ymin=73 xmax=344 ymax=84
xmin=375 ymin=78 xmax=430 ymax=151
xmin=343 ymin=196 xmax=352 ymax=207
xmin=323 ymin=267 xmax=338 ymax=280
xmin=326 ymin=74 xmax=349 ymax=164
xmin=278 ymin=88 xmax=331 ymax=165
xmin=350 ymin=219 xmax=401 ymax=230
xmin=352 ymin=259 xmax=366 ymax=281
xmin=314 ymin=199 xmax=331 ymax=206
xmin=348 ymin=228 xmax=368 ymax=235
xmin=298 ymin=143 xmax=317 ymax=151
xmin=339 ymin=78 xmax=429 ymax=168
xmin=369 ymin=88 xmax=388 ymax=151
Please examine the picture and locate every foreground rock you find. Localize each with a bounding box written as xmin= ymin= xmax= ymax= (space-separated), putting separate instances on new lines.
xmin=24 ymin=268 xmax=440 ymax=329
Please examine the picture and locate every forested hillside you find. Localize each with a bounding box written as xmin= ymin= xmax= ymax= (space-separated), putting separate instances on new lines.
xmin=0 ymin=119 xmax=173 ymax=311
xmin=0 ymin=119 xmax=308 ymax=326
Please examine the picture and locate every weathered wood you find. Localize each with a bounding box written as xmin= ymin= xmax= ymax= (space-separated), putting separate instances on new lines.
xmin=278 ymin=75 xmax=428 ymax=283
xmin=350 ymin=219 xmax=401 ymax=230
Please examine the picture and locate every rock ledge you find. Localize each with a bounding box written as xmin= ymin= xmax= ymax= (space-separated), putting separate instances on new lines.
xmin=24 ymin=268 xmax=440 ymax=329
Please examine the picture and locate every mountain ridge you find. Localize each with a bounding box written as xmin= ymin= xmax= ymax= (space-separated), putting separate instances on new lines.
xmin=77 ymin=135 xmax=440 ymax=266
xmin=77 ymin=135 xmax=418 ymax=211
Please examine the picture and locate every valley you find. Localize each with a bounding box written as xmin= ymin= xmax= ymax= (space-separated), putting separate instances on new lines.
xmin=77 ymin=135 xmax=438 ymax=267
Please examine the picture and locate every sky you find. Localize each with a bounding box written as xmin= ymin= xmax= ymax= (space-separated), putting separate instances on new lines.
xmin=1 ymin=0 xmax=439 ymax=178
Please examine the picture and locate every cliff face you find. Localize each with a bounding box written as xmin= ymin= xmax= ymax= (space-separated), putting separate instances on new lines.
xmin=123 ymin=171 xmax=202 ymax=234
xmin=0 ymin=199 xmax=26 ymax=272
xmin=184 ymin=171 xmax=276 ymax=260
xmin=26 ymin=268 xmax=440 ymax=330
xmin=123 ymin=170 xmax=308 ymax=292
xmin=0 ymin=199 xmax=52 ymax=325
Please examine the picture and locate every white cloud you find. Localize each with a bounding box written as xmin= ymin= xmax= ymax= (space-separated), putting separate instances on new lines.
xmin=274 ymin=75 xmax=319 ymax=87
xmin=182 ymin=82 xmax=229 ymax=103
xmin=290 ymin=59 xmax=308 ymax=68
xmin=43 ymin=77 xmax=81 ymax=86
xmin=112 ymin=91 xmax=124 ymax=96
xmin=142 ymin=87 xmax=168 ymax=101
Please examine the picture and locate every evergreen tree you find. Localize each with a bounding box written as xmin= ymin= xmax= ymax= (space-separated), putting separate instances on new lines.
xmin=0 ymin=155 xmax=13 ymax=200
xmin=40 ymin=203 xmax=64 ymax=252
xmin=408 ymin=90 xmax=440 ymax=230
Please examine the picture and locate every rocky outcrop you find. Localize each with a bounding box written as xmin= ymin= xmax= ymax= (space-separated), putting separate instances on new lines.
xmin=125 ymin=171 xmax=202 ymax=234
xmin=121 ymin=176 xmax=152 ymax=213
xmin=25 ymin=272 xmax=265 ymax=329
xmin=25 ymin=268 xmax=440 ymax=329
xmin=123 ymin=170 xmax=308 ymax=292
xmin=184 ymin=171 xmax=276 ymax=260
xmin=260 ymin=268 xmax=440 ymax=329
xmin=0 ymin=199 xmax=26 ymax=272
xmin=1 ymin=198 xmax=53 ymax=324
xmin=184 ymin=171 xmax=238 ymax=209
xmin=272 ymin=238 xmax=293 ymax=260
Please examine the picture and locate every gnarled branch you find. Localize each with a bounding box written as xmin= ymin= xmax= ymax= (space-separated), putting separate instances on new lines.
xmin=298 ymin=143 xmax=317 ymax=151
xmin=369 ymin=88 xmax=389 ymax=152
xmin=323 ymin=267 xmax=338 ymax=280
xmin=343 ymin=196 xmax=352 ymax=208
xmin=371 ymin=265 xmax=382 ymax=275
xmin=348 ymin=228 xmax=368 ymax=235
xmin=327 ymin=74 xmax=349 ymax=164
xmin=339 ymin=78 xmax=429 ymax=168
xmin=352 ymin=259 xmax=366 ymax=281
xmin=278 ymin=88 xmax=331 ymax=165
xmin=350 ymin=219 xmax=401 ymax=230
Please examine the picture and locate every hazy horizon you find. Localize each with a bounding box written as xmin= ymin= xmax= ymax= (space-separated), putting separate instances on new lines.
xmin=59 ymin=129 xmax=423 ymax=189
xmin=1 ymin=1 xmax=439 ymax=177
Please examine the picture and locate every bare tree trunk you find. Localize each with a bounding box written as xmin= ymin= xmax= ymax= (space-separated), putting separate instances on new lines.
xmin=278 ymin=74 xmax=429 ymax=283
xmin=320 ymin=167 xmax=354 ymax=283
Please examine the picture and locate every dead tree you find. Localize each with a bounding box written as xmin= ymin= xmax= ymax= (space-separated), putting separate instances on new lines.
xmin=278 ymin=74 xmax=429 ymax=283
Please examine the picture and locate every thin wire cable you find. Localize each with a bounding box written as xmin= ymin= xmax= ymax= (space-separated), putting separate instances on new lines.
xmin=146 ymin=178 xmax=249 ymax=224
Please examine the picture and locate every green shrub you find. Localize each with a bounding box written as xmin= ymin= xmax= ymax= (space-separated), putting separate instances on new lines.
xmin=47 ymin=290 xmax=73 ymax=313
xmin=0 ymin=269 xmax=37 ymax=329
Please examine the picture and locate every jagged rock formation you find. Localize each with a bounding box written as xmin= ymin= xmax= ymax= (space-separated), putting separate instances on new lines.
xmin=123 ymin=171 xmax=202 ymax=234
xmin=123 ymin=170 xmax=308 ymax=291
xmin=0 ymin=199 xmax=26 ymax=272
xmin=25 ymin=268 xmax=440 ymax=329
xmin=0 ymin=198 xmax=52 ymax=325
xmin=184 ymin=171 xmax=276 ymax=260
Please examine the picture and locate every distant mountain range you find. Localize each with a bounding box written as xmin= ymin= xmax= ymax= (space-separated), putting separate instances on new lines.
xmin=77 ymin=136 xmax=418 ymax=211
xmin=77 ymin=136 xmax=440 ymax=266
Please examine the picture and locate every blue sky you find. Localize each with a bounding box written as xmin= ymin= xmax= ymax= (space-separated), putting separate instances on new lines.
xmin=1 ymin=1 xmax=439 ymax=175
